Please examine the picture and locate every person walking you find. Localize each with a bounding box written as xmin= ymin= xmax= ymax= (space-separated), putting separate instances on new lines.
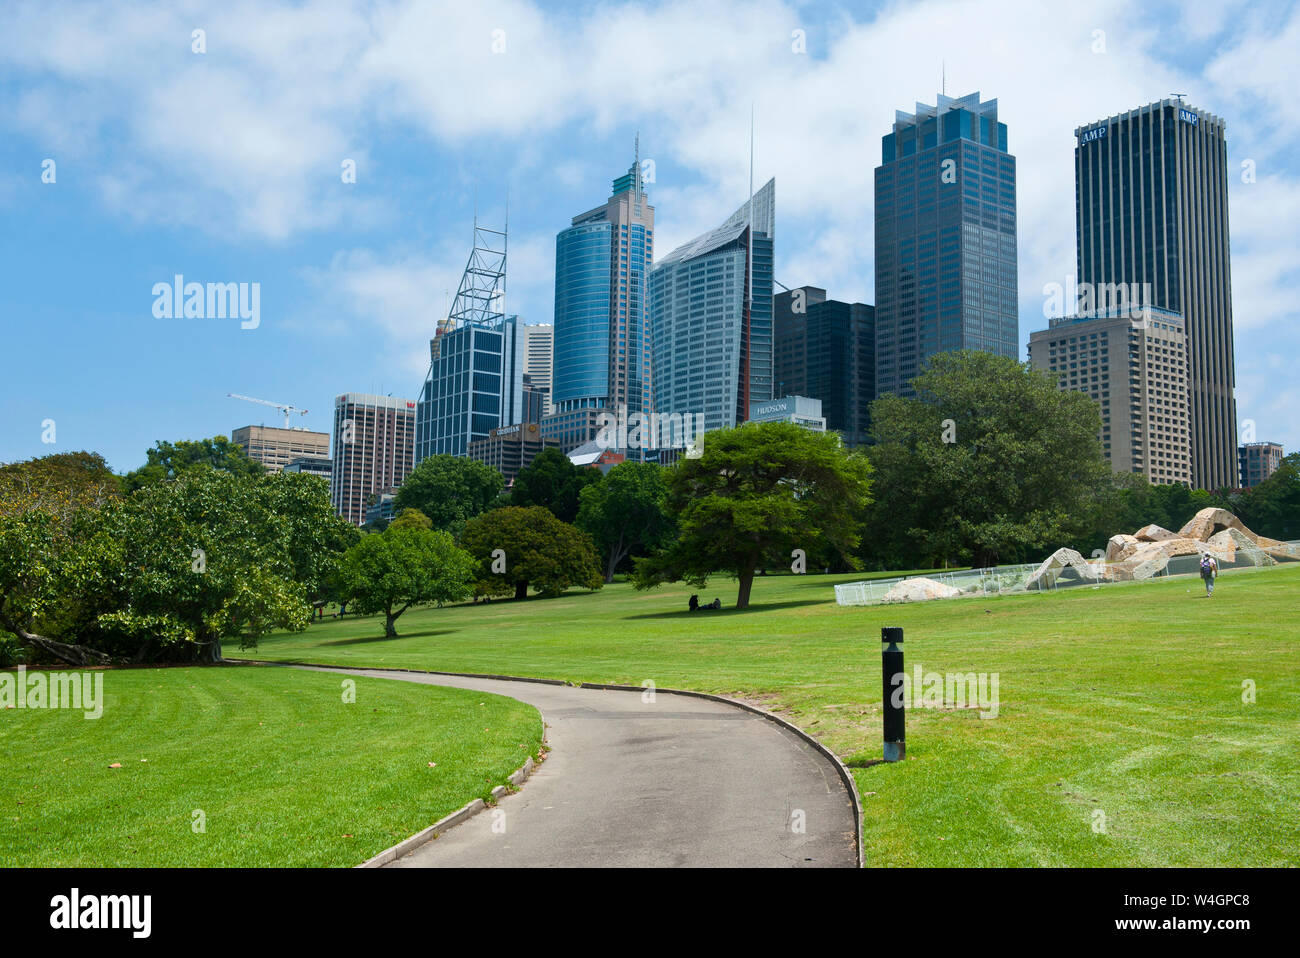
xmin=1199 ymin=552 xmax=1220 ymax=597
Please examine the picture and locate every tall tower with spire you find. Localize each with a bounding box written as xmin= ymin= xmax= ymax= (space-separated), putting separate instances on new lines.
xmin=552 ymin=145 xmax=655 ymax=416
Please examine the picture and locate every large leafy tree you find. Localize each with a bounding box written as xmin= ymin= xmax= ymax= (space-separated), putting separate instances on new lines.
xmin=0 ymin=452 xmax=123 ymax=663
xmin=509 ymin=448 xmax=602 ymax=523
xmin=336 ymin=524 xmax=477 ymax=637
xmin=576 ymin=461 xmax=674 ymax=582
xmin=102 ymin=468 xmax=312 ymax=661
xmin=633 ymin=421 xmax=873 ymax=609
xmin=394 ymin=455 xmax=504 ymax=534
xmin=865 ymin=350 xmax=1113 ymax=569
xmin=123 ymin=436 xmax=264 ymax=492
xmin=460 ymin=506 xmax=603 ymax=600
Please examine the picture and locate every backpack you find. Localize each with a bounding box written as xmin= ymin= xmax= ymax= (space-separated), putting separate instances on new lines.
xmin=1200 ymin=554 xmax=1213 ymax=574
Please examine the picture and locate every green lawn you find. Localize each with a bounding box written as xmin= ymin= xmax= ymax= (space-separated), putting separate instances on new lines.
xmin=228 ymin=565 xmax=1300 ymax=867
xmin=0 ymin=666 xmax=542 ymax=867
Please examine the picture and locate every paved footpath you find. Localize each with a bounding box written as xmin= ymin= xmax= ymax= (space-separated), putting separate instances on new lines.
xmin=300 ymin=666 xmax=859 ymax=868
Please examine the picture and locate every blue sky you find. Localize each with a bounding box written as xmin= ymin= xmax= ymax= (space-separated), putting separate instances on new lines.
xmin=2 ymin=0 xmax=1298 ymax=473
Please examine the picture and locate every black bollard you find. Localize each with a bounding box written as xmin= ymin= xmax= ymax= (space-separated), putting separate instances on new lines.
xmin=881 ymin=626 xmax=906 ymax=762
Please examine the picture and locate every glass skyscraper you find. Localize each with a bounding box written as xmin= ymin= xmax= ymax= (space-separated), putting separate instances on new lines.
xmin=874 ymin=92 xmax=1017 ymax=398
xmin=649 ymin=179 xmax=774 ymax=430
xmin=414 ymin=315 xmax=526 ymax=460
xmin=1074 ymin=99 xmax=1237 ymax=490
xmin=553 ymin=156 xmax=654 ymax=416
xmin=774 ymin=287 xmax=875 ymax=446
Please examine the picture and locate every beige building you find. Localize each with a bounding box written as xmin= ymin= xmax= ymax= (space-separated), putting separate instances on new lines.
xmin=330 ymin=393 xmax=416 ymax=526
xmin=468 ymin=423 xmax=558 ymax=485
xmin=231 ymin=425 xmax=329 ymax=473
xmin=1028 ymin=306 xmax=1191 ymax=486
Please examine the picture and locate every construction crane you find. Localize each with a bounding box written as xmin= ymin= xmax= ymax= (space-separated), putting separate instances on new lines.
xmin=227 ymin=393 xmax=309 ymax=429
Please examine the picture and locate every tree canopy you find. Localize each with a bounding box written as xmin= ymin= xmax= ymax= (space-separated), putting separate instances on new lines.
xmin=460 ymin=505 xmax=603 ymax=600
xmin=865 ymin=350 xmax=1111 ymax=568
xmin=633 ymin=420 xmax=872 ymax=609
xmin=393 ymin=454 xmax=504 ymax=534
xmin=509 ymin=448 xmax=602 ymax=523
xmin=123 ymin=436 xmax=264 ymax=492
xmin=336 ymin=524 xmax=477 ymax=637
xmin=576 ymin=461 xmax=674 ymax=582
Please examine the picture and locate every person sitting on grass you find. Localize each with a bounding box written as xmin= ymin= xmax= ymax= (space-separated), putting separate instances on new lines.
xmin=688 ymin=594 xmax=699 ymax=612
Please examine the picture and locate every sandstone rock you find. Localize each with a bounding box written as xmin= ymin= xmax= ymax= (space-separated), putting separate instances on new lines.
xmin=1134 ymin=524 xmax=1180 ymax=542
xmin=1106 ymin=533 xmax=1140 ymax=562
xmin=1178 ymin=508 xmax=1248 ymax=543
xmin=1026 ymin=547 xmax=1103 ymax=590
xmin=881 ymin=577 xmax=962 ymax=603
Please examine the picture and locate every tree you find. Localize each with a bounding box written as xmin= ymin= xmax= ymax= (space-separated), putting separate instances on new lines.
xmin=336 ymin=524 xmax=477 ymax=637
xmin=389 ymin=507 xmax=433 ymax=531
xmin=0 ymin=451 xmax=121 ymax=518
xmin=576 ymin=461 xmax=674 ymax=582
xmin=865 ymin=350 xmax=1112 ymax=569
xmin=394 ymin=455 xmax=504 ymax=534
xmin=102 ymin=468 xmax=312 ymax=661
xmin=633 ymin=421 xmax=873 ymax=610
xmin=1237 ymin=453 xmax=1300 ymax=540
xmin=0 ymin=452 xmax=124 ymax=664
xmin=123 ymin=436 xmax=264 ymax=492
xmin=460 ymin=506 xmax=603 ymax=600
xmin=509 ymin=448 xmax=602 ymax=523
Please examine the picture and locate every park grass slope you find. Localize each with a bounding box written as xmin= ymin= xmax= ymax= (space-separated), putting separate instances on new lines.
xmin=1 ymin=666 xmax=543 ymax=867
xmin=228 ymin=565 xmax=1300 ymax=867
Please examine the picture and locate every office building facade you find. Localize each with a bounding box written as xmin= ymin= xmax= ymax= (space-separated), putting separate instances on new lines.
xmin=230 ymin=425 xmax=329 ymax=473
xmin=1074 ymin=98 xmax=1237 ymax=490
xmin=468 ymin=423 xmax=559 ymax=484
xmin=748 ymin=395 xmax=827 ymax=432
xmin=331 ymin=393 xmax=417 ymax=526
xmin=773 ymin=287 xmax=875 ymax=446
xmin=874 ymin=92 xmax=1018 ymax=398
xmin=282 ymin=456 xmax=332 ymax=480
xmin=415 ymin=315 xmax=527 ymax=461
xmin=522 ymin=323 xmax=554 ymax=414
xmin=1027 ymin=306 xmax=1191 ymax=485
xmin=553 ymin=158 xmax=654 ymax=416
xmin=1239 ymin=442 xmax=1283 ymax=488
xmin=649 ymin=178 xmax=775 ymax=431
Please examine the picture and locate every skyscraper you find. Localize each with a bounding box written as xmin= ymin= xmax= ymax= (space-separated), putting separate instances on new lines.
xmin=1028 ymin=306 xmax=1192 ymax=485
xmin=773 ymin=286 xmax=875 ymax=446
xmin=1074 ymin=98 xmax=1237 ymax=490
xmin=649 ymin=179 xmax=774 ymax=431
xmin=553 ymin=152 xmax=654 ymax=416
xmin=521 ymin=323 xmax=554 ymax=414
xmin=331 ymin=393 xmax=416 ymax=526
xmin=874 ymin=92 xmax=1018 ymax=398
xmin=415 ymin=221 xmax=526 ymax=461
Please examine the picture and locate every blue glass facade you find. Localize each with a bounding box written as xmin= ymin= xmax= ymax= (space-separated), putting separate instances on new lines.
xmin=650 ymin=179 xmax=775 ymax=431
xmin=552 ymin=160 xmax=655 ymax=417
xmin=553 ymin=222 xmax=612 ymax=409
xmin=874 ymin=93 xmax=1017 ymax=398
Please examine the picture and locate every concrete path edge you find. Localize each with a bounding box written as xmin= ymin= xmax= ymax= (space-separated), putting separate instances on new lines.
xmin=232 ymin=660 xmax=865 ymax=868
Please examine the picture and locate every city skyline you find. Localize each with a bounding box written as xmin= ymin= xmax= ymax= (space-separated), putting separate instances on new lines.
xmin=2 ymin=1 xmax=1297 ymax=474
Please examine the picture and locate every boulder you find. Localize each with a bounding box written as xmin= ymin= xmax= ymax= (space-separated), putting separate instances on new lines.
xmin=1178 ymin=508 xmax=1248 ymax=543
xmin=1134 ymin=524 xmax=1179 ymax=542
xmin=1106 ymin=533 xmax=1140 ymax=562
xmin=1026 ymin=547 xmax=1102 ymax=590
xmin=881 ymin=577 xmax=962 ymax=603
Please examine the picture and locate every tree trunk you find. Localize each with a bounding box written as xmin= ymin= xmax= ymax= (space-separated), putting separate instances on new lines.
xmin=736 ymin=569 xmax=755 ymax=610
xmin=514 ymin=581 xmax=528 ymax=601
xmin=385 ymin=612 xmax=399 ymax=637
xmin=15 ymin=628 xmax=116 ymax=667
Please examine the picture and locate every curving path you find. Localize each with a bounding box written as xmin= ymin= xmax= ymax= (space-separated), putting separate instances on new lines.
xmin=298 ymin=666 xmax=859 ymax=868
